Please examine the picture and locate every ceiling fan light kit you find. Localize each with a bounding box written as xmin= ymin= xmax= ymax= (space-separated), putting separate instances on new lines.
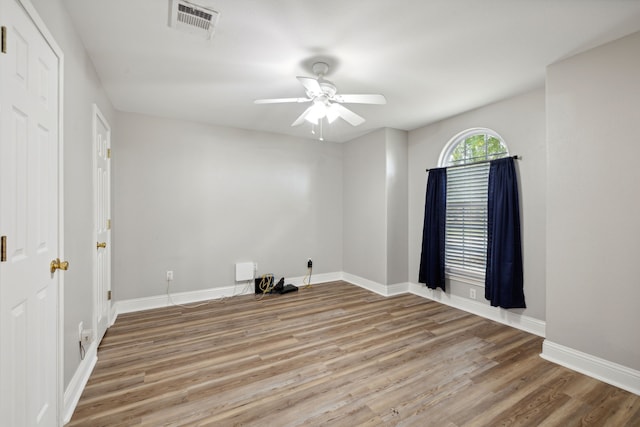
xmin=255 ymin=61 xmax=386 ymax=138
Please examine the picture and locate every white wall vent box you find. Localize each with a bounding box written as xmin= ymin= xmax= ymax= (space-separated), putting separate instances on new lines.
xmin=235 ymin=262 xmax=254 ymax=281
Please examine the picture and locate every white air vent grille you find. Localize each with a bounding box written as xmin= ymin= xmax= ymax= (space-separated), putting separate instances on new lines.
xmin=169 ymin=0 xmax=219 ymax=40
xmin=178 ymin=4 xmax=212 ymax=30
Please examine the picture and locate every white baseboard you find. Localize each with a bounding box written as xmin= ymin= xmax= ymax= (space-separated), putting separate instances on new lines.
xmin=541 ymin=340 xmax=640 ymax=396
xmin=109 ymin=303 xmax=118 ymax=327
xmin=407 ymin=282 xmax=546 ymax=337
xmin=387 ymin=281 xmax=411 ymax=295
xmin=114 ymin=272 xmax=344 ymax=316
xmin=286 ymin=271 xmax=343 ymax=287
xmin=114 ymin=276 xmax=543 ymax=336
xmin=115 ymin=283 xmax=255 ymax=315
xmin=63 ymin=340 xmax=98 ymax=424
xmin=341 ymin=272 xmax=409 ymax=296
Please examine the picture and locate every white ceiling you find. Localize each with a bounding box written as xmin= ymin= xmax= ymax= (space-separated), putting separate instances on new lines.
xmin=62 ymin=0 xmax=640 ymax=143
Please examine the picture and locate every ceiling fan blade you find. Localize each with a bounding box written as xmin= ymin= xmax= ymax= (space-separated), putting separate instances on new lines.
xmin=254 ymin=97 xmax=311 ymax=104
xmin=297 ymin=76 xmax=322 ymax=97
xmin=291 ymin=105 xmax=316 ymax=127
xmin=331 ymin=103 xmax=365 ymax=126
xmin=333 ymin=94 xmax=387 ymax=104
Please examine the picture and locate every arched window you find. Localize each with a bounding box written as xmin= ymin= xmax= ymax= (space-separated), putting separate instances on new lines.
xmin=440 ymin=128 xmax=508 ymax=166
xmin=440 ymin=128 xmax=509 ymax=283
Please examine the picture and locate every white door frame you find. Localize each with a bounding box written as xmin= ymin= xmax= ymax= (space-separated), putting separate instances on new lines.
xmin=12 ymin=0 xmax=65 ymax=423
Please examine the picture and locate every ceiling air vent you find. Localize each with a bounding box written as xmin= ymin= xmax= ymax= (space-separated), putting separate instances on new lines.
xmin=169 ymin=0 xmax=219 ymax=40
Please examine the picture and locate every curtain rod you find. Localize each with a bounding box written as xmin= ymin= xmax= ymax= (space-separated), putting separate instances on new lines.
xmin=426 ymin=155 xmax=520 ymax=172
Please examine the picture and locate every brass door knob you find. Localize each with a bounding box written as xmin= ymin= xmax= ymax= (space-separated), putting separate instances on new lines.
xmin=97 ymin=242 xmax=107 ymax=249
xmin=50 ymin=258 xmax=69 ymax=274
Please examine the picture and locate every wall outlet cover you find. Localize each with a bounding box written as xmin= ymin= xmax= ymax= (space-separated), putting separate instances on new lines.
xmin=81 ymin=329 xmax=92 ymax=343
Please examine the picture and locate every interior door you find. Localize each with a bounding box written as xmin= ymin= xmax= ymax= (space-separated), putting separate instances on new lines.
xmin=0 ymin=0 xmax=61 ymax=425
xmin=94 ymin=105 xmax=111 ymax=341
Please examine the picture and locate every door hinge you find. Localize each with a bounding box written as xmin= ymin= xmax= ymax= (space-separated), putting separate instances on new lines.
xmin=1 ymin=26 xmax=7 ymax=54
xmin=106 ymin=219 xmax=111 ymax=230
xmin=107 ymin=148 xmax=111 ymax=159
xmin=107 ymin=290 xmax=112 ymax=300
xmin=1 ymin=236 xmax=7 ymax=262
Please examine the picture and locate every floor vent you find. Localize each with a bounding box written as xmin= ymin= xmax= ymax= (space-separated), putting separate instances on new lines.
xmin=169 ymin=0 xmax=219 ymax=40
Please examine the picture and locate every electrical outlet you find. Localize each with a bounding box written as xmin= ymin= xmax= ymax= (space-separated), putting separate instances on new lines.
xmin=469 ymin=288 xmax=477 ymax=300
xmin=166 ymin=270 xmax=174 ymax=281
xmin=81 ymin=329 xmax=92 ymax=343
xmin=307 ymin=258 xmax=312 ymax=269
xmin=78 ymin=321 xmax=83 ymax=341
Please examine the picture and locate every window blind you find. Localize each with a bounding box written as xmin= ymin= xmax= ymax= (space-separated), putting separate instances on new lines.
xmin=445 ymin=162 xmax=490 ymax=279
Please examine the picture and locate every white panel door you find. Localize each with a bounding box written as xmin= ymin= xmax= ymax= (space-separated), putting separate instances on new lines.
xmin=0 ymin=0 xmax=61 ymax=426
xmin=94 ymin=105 xmax=111 ymax=342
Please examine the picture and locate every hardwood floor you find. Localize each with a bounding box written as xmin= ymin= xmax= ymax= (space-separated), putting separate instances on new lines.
xmin=68 ymin=281 xmax=640 ymax=426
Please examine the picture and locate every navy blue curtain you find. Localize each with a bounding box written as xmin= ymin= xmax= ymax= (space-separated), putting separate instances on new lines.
xmin=485 ymin=157 xmax=525 ymax=308
xmin=419 ymin=168 xmax=447 ymax=291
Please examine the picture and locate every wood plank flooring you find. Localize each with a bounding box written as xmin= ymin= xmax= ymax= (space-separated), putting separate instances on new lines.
xmin=68 ymin=281 xmax=640 ymax=426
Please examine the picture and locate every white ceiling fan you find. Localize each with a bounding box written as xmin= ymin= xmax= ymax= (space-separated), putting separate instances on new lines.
xmin=254 ymin=62 xmax=386 ymax=128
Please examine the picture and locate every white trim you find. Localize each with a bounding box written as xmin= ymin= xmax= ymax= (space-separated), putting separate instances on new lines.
xmin=114 ymin=272 xmax=344 ymax=316
xmin=63 ymin=340 xmax=98 ymax=424
xmin=541 ymin=340 xmax=640 ymax=396
xmin=115 ymin=285 xmax=251 ymax=315
xmin=408 ymin=282 xmax=545 ymax=337
xmin=341 ymin=273 xmax=389 ymax=296
xmin=56 ymin=40 xmax=65 ymax=427
xmin=387 ymin=282 xmax=411 ymax=295
xmin=115 ymin=274 xmax=544 ymax=339
xmin=341 ymin=272 xmax=409 ymax=296
xmin=109 ymin=303 xmax=118 ymax=327
xmin=285 ymin=271 xmax=343 ymax=287
xmin=114 ymin=273 xmax=407 ymax=317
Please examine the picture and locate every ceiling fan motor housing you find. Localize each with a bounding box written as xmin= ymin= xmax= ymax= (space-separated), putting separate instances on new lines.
xmin=319 ymin=82 xmax=336 ymax=98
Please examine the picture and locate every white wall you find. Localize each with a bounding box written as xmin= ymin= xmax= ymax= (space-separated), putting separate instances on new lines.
xmin=408 ymin=89 xmax=547 ymax=321
xmin=385 ymin=129 xmax=409 ymax=285
xmin=342 ymin=128 xmax=409 ymax=286
xmin=31 ymin=0 xmax=117 ymax=388
xmin=113 ymin=112 xmax=343 ymax=300
xmin=546 ymin=31 xmax=640 ymax=370
xmin=343 ymin=130 xmax=388 ymax=284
